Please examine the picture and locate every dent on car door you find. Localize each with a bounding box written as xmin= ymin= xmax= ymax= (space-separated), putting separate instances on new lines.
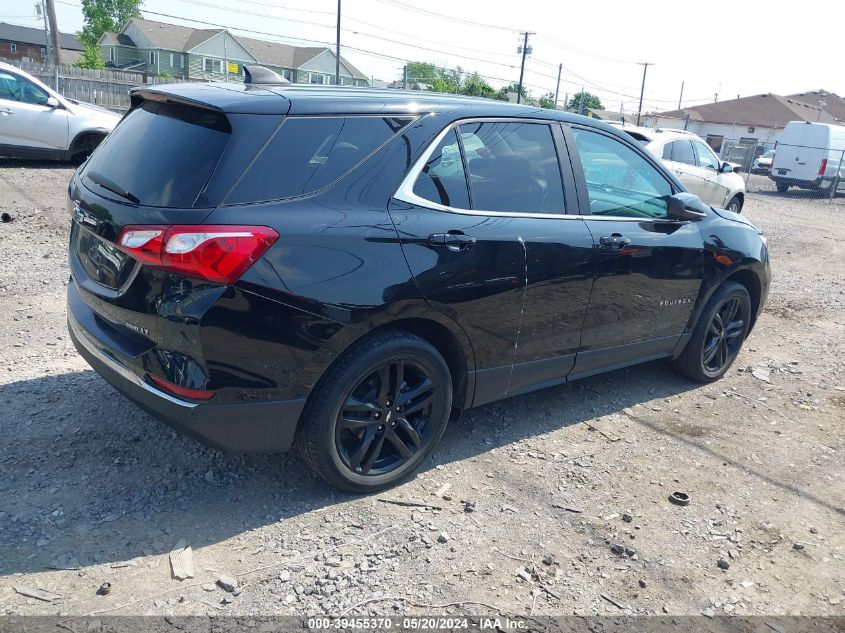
xmin=568 ymin=126 xmax=705 ymax=377
xmin=693 ymin=140 xmax=729 ymax=206
xmin=0 ymin=70 xmax=68 ymax=151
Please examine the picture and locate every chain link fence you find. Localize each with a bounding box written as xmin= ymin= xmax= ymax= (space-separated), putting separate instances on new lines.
xmin=715 ymin=137 xmax=844 ymax=201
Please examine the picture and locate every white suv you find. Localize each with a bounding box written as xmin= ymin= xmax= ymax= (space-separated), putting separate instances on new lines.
xmin=0 ymin=61 xmax=120 ymax=162
xmin=614 ymin=125 xmax=746 ymax=213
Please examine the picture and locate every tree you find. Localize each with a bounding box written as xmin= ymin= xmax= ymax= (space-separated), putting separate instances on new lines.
xmin=80 ymin=0 xmax=143 ymax=48
xmin=402 ymin=62 xmax=462 ymax=93
xmin=566 ymin=91 xmax=603 ymax=113
xmin=495 ymin=82 xmax=526 ymax=102
xmin=460 ymin=72 xmax=496 ymax=99
xmin=74 ymin=43 xmax=105 ymax=69
xmin=538 ymin=91 xmax=556 ymax=109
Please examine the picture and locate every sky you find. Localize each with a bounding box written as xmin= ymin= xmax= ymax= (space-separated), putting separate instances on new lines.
xmin=4 ymin=0 xmax=843 ymax=114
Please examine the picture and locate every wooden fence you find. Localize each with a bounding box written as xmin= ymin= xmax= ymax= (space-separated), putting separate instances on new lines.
xmin=1 ymin=58 xmax=185 ymax=111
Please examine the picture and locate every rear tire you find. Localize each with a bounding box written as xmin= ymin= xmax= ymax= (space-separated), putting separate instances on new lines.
xmin=296 ymin=330 xmax=452 ymax=493
xmin=776 ymin=182 xmax=789 ymax=193
xmin=672 ymin=282 xmax=751 ymax=383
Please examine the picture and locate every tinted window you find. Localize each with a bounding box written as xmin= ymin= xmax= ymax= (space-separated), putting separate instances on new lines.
xmin=0 ymin=71 xmax=49 ymax=105
xmin=229 ymin=116 xmax=412 ymax=203
xmin=693 ymin=140 xmax=720 ymax=170
xmin=82 ymin=101 xmax=230 ymax=208
xmin=663 ymin=140 xmax=696 ymax=166
xmin=458 ymin=122 xmax=564 ymax=213
xmin=571 ymin=127 xmax=673 ymax=219
xmin=412 ymin=128 xmax=470 ymax=209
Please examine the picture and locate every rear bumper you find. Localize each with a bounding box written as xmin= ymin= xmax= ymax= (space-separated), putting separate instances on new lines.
xmin=68 ymin=299 xmax=306 ymax=453
xmin=769 ymin=174 xmax=831 ymax=189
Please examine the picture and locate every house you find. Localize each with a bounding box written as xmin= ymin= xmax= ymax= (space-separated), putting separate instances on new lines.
xmin=0 ymin=22 xmax=84 ymax=64
xmin=98 ymin=18 xmax=368 ymax=86
xmin=641 ymin=92 xmax=842 ymax=154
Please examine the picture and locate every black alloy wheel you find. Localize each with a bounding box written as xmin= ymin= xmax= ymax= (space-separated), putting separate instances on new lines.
xmin=336 ymin=359 xmax=435 ymax=476
xmin=297 ymin=330 xmax=452 ymax=492
xmin=672 ymin=281 xmax=751 ymax=383
xmin=702 ymin=296 xmax=745 ymax=375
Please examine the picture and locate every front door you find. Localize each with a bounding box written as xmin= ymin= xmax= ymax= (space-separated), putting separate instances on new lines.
xmin=692 ymin=139 xmax=732 ymax=207
xmin=0 ymin=70 xmax=68 ymax=152
xmin=567 ymin=126 xmax=705 ymax=377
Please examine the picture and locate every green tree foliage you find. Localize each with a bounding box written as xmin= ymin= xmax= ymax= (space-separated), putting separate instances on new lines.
xmin=74 ymin=43 xmax=105 ymax=69
xmin=461 ymin=72 xmax=496 ymax=99
xmin=538 ymin=91 xmax=556 ymax=109
xmin=566 ymin=91 xmax=603 ymax=112
xmin=80 ymin=0 xmax=143 ymax=47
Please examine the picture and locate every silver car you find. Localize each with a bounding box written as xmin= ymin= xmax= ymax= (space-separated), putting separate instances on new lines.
xmin=0 ymin=61 xmax=120 ymax=162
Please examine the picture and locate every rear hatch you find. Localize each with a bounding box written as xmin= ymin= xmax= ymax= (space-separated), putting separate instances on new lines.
xmin=772 ymin=122 xmax=828 ymax=182
xmin=68 ymin=87 xmax=287 ymax=394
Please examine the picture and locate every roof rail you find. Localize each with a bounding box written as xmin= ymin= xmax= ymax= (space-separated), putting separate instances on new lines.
xmin=244 ymin=65 xmax=290 ymax=86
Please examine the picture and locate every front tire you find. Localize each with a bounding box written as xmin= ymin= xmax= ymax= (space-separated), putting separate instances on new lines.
xmin=725 ymin=195 xmax=743 ymax=213
xmin=296 ymin=330 xmax=452 ymax=493
xmin=672 ymin=282 xmax=751 ymax=383
xmin=776 ymin=182 xmax=789 ymax=193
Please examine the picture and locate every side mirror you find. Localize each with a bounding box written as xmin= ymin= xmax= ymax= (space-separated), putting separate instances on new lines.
xmin=46 ymin=96 xmax=60 ymax=108
xmin=667 ymin=192 xmax=708 ymax=221
xmin=720 ymin=161 xmax=734 ymax=173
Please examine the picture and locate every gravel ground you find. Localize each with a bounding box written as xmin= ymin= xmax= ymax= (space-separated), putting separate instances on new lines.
xmin=0 ymin=161 xmax=843 ymax=618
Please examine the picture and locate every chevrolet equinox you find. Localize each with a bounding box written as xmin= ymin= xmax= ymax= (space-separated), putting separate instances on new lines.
xmin=67 ymin=73 xmax=771 ymax=492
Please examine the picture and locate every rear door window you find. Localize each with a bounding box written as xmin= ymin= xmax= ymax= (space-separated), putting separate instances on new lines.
xmin=458 ymin=121 xmax=565 ymax=213
xmin=412 ymin=128 xmax=470 ymax=209
xmin=82 ymin=100 xmax=230 ymax=208
xmin=663 ymin=140 xmax=696 ymax=166
xmin=228 ymin=116 xmax=414 ymax=203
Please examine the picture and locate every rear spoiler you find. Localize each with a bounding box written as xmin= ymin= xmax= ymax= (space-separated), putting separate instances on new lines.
xmin=129 ymin=88 xmax=225 ymax=113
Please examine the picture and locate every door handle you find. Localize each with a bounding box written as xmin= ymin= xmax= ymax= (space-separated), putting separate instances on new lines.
xmin=429 ymin=231 xmax=476 ymax=251
xmin=599 ymin=234 xmax=631 ymax=249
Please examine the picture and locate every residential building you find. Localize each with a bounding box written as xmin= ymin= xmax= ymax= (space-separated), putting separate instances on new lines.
xmin=641 ymin=92 xmax=842 ymax=154
xmin=99 ymin=18 xmax=368 ymax=85
xmin=0 ymin=22 xmax=84 ymax=64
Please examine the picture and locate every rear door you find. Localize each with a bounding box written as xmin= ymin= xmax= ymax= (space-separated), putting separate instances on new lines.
xmin=391 ymin=118 xmax=594 ymax=405
xmin=661 ymin=139 xmax=702 ymax=196
xmin=773 ymin=122 xmax=826 ymax=182
xmin=567 ymin=125 xmax=705 ymax=377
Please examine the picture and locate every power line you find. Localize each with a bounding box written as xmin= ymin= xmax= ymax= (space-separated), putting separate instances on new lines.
xmin=375 ymin=0 xmax=520 ymax=33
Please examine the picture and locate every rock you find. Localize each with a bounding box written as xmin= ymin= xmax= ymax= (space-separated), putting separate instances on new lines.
xmin=610 ymin=544 xmax=625 ymax=556
xmin=437 ymin=531 xmax=449 ymax=544
xmin=622 ymin=512 xmax=633 ymax=523
xmin=279 ymin=570 xmax=291 ymax=582
xmin=751 ymin=367 xmax=771 ymax=383
xmin=793 ymin=542 xmax=805 ymax=551
xmin=517 ymin=568 xmax=532 ymax=582
xmin=625 ymin=547 xmax=636 ymax=557
xmin=464 ymin=501 xmax=476 ymax=513
xmin=542 ymin=555 xmax=555 ymax=566
xmin=639 ymin=579 xmax=647 ymax=588
xmin=217 ymin=575 xmax=238 ymax=593
xmin=809 ymin=527 xmax=818 ymax=534
xmin=717 ymin=558 xmax=730 ymax=570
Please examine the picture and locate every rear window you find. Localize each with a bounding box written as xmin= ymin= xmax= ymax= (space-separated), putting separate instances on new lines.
xmin=82 ymin=100 xmax=230 ymax=208
xmin=227 ymin=116 xmax=414 ymax=203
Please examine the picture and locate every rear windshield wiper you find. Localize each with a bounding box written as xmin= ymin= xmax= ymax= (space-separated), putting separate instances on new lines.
xmin=86 ymin=171 xmax=140 ymax=204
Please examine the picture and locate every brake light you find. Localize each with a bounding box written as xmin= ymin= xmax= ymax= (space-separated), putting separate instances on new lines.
xmin=147 ymin=374 xmax=215 ymax=400
xmin=819 ymin=158 xmax=828 ymax=176
xmin=116 ymin=225 xmax=278 ymax=284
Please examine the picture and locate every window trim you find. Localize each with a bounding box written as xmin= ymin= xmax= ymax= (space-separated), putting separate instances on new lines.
xmin=203 ymin=57 xmax=222 ymax=74
xmin=10 ymin=43 xmax=17 ymax=53
xmin=395 ymin=117 xmax=575 ymax=220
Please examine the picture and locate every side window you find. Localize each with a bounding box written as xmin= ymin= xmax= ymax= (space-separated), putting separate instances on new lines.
xmin=228 ymin=116 xmax=413 ymax=203
xmin=571 ymin=127 xmax=673 ymax=219
xmin=665 ymin=140 xmax=696 ymax=166
xmin=412 ymin=129 xmax=470 ymax=209
xmin=457 ymin=121 xmax=564 ymax=213
xmin=693 ymin=141 xmax=720 ymax=170
xmin=0 ymin=72 xmax=48 ymax=105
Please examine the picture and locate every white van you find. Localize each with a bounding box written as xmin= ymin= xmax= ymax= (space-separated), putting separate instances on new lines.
xmin=770 ymin=121 xmax=845 ymax=193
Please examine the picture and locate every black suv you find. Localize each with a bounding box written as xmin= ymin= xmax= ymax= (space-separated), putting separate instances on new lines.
xmin=67 ymin=77 xmax=770 ymax=492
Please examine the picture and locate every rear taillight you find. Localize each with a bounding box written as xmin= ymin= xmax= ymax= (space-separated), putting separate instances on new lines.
xmin=116 ymin=225 xmax=278 ymax=284
xmin=148 ymin=374 xmax=215 ymax=400
xmin=819 ymin=158 xmax=828 ymax=176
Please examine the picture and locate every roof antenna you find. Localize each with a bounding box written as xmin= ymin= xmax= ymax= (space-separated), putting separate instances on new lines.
xmin=244 ymin=65 xmax=290 ymax=86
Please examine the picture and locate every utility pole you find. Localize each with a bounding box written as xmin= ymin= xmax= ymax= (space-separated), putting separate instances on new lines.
xmin=553 ymin=63 xmax=562 ymax=109
xmin=818 ymin=90 xmax=826 ymax=121
xmin=39 ymin=0 xmax=52 ymax=66
xmin=335 ymin=0 xmax=341 ymax=86
xmin=44 ymin=0 xmax=61 ymax=66
xmin=636 ymin=62 xmax=651 ymax=126
xmin=516 ymin=31 xmax=534 ymax=105
xmin=403 ymin=64 xmax=408 ymax=89
xmin=678 ymin=80 xmax=684 ymax=110
xmin=578 ymin=88 xmax=585 ymax=115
